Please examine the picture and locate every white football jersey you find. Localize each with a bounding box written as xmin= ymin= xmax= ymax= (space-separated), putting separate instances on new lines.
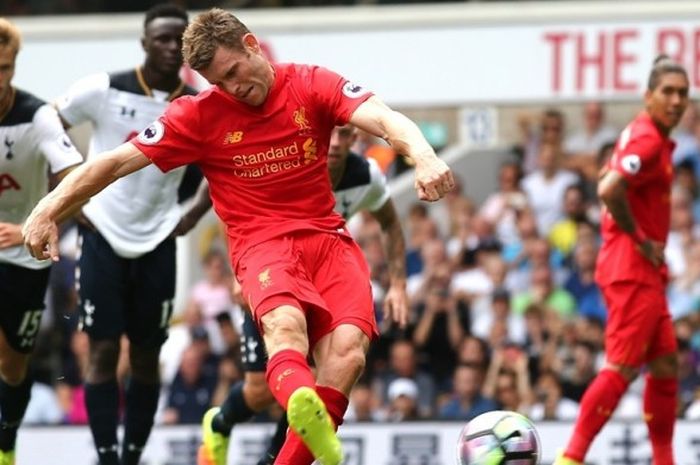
xmin=0 ymin=89 xmax=83 ymax=269
xmin=56 ymin=70 xmax=197 ymax=258
xmin=333 ymin=153 xmax=390 ymax=220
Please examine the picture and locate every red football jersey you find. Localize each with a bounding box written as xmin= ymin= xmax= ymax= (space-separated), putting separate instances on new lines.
xmin=131 ymin=63 xmax=373 ymax=264
xmin=595 ymin=111 xmax=675 ymax=286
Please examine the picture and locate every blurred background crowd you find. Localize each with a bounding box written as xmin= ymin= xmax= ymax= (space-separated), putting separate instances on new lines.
xmin=21 ymin=97 xmax=700 ymax=428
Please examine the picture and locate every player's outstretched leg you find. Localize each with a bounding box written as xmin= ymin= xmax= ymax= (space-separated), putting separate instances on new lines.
xmin=557 ymin=369 xmax=628 ymax=464
xmin=286 ymin=387 xmax=342 ymax=465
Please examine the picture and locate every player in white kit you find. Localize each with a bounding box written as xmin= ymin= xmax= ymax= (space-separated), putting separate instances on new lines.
xmin=0 ymin=18 xmax=83 ymax=465
xmin=54 ymin=5 xmax=204 ymax=465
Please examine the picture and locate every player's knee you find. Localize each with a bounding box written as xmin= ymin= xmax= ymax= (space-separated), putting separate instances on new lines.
xmin=606 ymin=362 xmax=639 ymax=382
xmin=649 ymin=353 xmax=678 ymax=378
xmin=86 ymin=338 xmax=120 ymax=383
xmin=329 ymin=342 xmax=366 ymax=379
xmin=245 ymin=374 xmax=275 ymax=410
xmin=129 ymin=345 xmax=161 ymax=384
xmin=261 ymin=307 xmax=308 ymax=354
xmin=0 ymin=358 xmax=28 ymax=386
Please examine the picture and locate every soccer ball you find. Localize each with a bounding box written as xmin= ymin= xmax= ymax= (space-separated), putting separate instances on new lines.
xmin=457 ymin=410 xmax=541 ymax=465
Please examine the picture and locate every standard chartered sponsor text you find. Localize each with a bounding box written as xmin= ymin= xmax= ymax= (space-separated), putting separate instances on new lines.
xmin=232 ymin=141 xmax=303 ymax=178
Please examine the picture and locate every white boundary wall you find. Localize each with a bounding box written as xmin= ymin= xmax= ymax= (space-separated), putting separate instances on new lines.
xmin=11 ymin=1 xmax=700 ymax=106
xmin=16 ymin=421 xmax=700 ymax=465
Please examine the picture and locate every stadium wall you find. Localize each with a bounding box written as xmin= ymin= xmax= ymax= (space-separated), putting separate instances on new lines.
xmin=16 ymin=421 xmax=700 ymax=465
xmin=12 ymin=1 xmax=700 ymax=106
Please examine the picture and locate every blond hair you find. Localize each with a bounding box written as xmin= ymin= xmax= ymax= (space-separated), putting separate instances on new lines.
xmin=0 ymin=18 xmax=21 ymax=56
xmin=182 ymin=8 xmax=250 ymax=71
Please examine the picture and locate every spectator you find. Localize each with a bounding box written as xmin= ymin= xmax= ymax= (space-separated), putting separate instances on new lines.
xmin=438 ymin=363 xmax=498 ymax=420
xmin=549 ymin=184 xmax=590 ymax=257
xmin=668 ymin=240 xmax=700 ymax=320
xmin=483 ymin=346 xmax=533 ymax=414
xmin=406 ymin=238 xmax=447 ymax=302
xmin=162 ymin=345 xmax=217 ymax=425
xmin=529 ymin=370 xmax=579 ymax=420
xmin=386 ymin=378 xmax=420 ymax=422
xmin=512 ymin=262 xmax=576 ymax=319
xmin=412 ymin=269 xmax=468 ymax=387
xmin=518 ymin=108 xmax=567 ymax=174
xmin=183 ymin=249 xmax=238 ymax=354
xmin=560 ymin=341 xmax=598 ymax=402
xmin=456 ymin=335 xmax=491 ymax=370
xmin=522 ymin=142 xmax=580 ymax=236
xmin=480 ymin=161 xmax=527 ymax=248
xmin=564 ymin=241 xmax=607 ymax=323
xmin=672 ymin=103 xmax=699 ymax=165
xmin=564 ymin=101 xmax=619 ymax=180
xmin=666 ymin=186 xmax=700 ymax=280
xmin=471 ymin=287 xmax=526 ymax=346
xmin=373 ymin=340 xmax=437 ymax=418
xmin=345 ymin=383 xmax=384 ymax=422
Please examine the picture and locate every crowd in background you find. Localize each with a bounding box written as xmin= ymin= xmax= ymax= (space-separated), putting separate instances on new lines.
xmin=21 ymin=100 xmax=700 ymax=427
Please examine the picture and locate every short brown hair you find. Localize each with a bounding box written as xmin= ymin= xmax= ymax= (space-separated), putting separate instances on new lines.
xmin=182 ymin=8 xmax=250 ymax=71
xmin=0 ymin=18 xmax=21 ymax=56
xmin=647 ymin=54 xmax=687 ymax=91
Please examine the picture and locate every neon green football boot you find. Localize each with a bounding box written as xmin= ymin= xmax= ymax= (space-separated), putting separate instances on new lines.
xmin=197 ymin=407 xmax=229 ymax=465
xmin=287 ymin=386 xmax=343 ymax=465
xmin=0 ymin=449 xmax=15 ymax=465
xmin=552 ymin=450 xmax=583 ymax=465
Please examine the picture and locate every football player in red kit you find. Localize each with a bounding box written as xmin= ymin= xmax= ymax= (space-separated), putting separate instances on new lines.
xmin=22 ymin=8 xmax=453 ymax=465
xmin=556 ymin=56 xmax=688 ymax=465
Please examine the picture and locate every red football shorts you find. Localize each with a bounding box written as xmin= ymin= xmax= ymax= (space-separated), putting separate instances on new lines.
xmin=601 ymin=280 xmax=677 ymax=367
xmin=235 ymin=230 xmax=378 ymax=348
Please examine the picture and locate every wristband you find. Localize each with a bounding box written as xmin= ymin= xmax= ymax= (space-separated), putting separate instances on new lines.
xmin=630 ymin=227 xmax=648 ymax=244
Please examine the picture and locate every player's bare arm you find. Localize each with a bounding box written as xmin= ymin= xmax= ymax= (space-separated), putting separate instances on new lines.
xmin=598 ymin=169 xmax=664 ymax=266
xmin=349 ymin=96 xmax=454 ymax=201
xmin=370 ymin=198 xmax=409 ymax=328
xmin=172 ymin=179 xmax=212 ymax=237
xmin=22 ymin=142 xmax=151 ymax=261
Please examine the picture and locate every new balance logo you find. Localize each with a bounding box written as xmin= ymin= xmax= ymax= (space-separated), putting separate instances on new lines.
xmin=275 ymin=368 xmax=296 ymax=391
xmin=224 ymin=131 xmax=244 ymax=144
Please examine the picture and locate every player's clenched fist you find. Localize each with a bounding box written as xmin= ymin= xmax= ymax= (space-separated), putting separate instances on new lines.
xmin=414 ymin=157 xmax=454 ymax=202
xmin=22 ymin=209 xmax=59 ymax=262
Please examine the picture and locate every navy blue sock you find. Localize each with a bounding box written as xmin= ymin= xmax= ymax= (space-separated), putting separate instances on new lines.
xmin=85 ymin=381 xmax=120 ymax=465
xmin=0 ymin=375 xmax=32 ymax=452
xmin=121 ymin=379 xmax=160 ymax=465
xmin=212 ymin=381 xmax=255 ymax=436
xmin=257 ymin=413 xmax=288 ymax=465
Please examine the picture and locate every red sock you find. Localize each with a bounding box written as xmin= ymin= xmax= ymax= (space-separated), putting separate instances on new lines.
xmin=565 ymin=369 xmax=628 ymax=461
xmin=265 ymin=349 xmax=315 ymax=410
xmin=274 ymin=385 xmax=349 ymax=465
xmin=315 ymin=384 xmax=349 ymax=426
xmin=644 ymin=375 xmax=677 ymax=465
